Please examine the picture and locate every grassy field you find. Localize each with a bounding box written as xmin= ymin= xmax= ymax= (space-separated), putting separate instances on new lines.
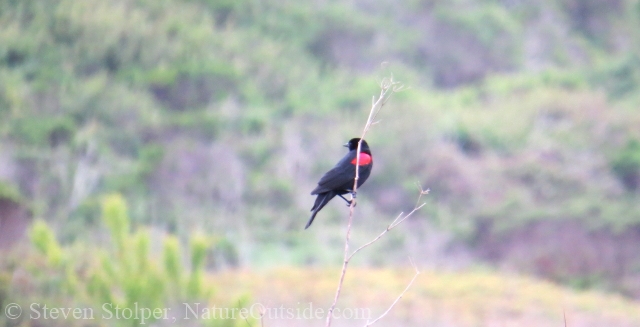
xmin=211 ymin=267 xmax=640 ymax=327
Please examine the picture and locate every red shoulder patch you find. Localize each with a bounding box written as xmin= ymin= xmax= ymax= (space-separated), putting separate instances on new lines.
xmin=351 ymin=153 xmax=372 ymax=166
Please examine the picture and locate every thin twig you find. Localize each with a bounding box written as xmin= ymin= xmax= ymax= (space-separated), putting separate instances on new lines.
xmin=365 ymin=258 xmax=421 ymax=326
xmin=326 ymin=76 xmax=404 ymax=327
xmin=242 ymin=304 xmax=264 ymax=327
xmin=325 ymin=200 xmax=356 ymax=327
xmin=348 ymin=191 xmax=427 ymax=262
xmin=242 ymin=311 xmax=253 ymax=327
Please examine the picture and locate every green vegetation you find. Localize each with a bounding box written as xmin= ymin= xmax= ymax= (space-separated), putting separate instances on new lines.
xmin=0 ymin=181 xmax=24 ymax=204
xmin=19 ymin=194 xmax=248 ymax=327
xmin=1 ymin=0 xmax=640 ymax=317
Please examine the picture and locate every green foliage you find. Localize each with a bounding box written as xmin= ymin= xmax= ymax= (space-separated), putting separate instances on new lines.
xmin=67 ymin=197 xmax=101 ymax=229
xmin=10 ymin=115 xmax=76 ymax=146
xmin=27 ymin=220 xmax=80 ymax=298
xmin=186 ymin=233 xmax=211 ymax=299
xmin=211 ymin=236 xmax=240 ymax=268
xmin=163 ymin=235 xmax=182 ymax=286
xmin=597 ymin=54 xmax=640 ymax=99
xmin=101 ymin=194 xmax=130 ymax=253
xmin=190 ymin=233 xmax=209 ymax=271
xmin=610 ymin=139 xmax=640 ymax=191
xmin=87 ymin=270 xmax=114 ymax=306
xmin=29 ymin=220 xmax=63 ymax=266
xmin=0 ymin=180 xmax=23 ymax=204
xmin=91 ymin=194 xmax=214 ymax=325
xmin=452 ymin=124 xmax=482 ymax=155
xmin=29 ymin=193 xmax=247 ymax=326
xmin=436 ymin=2 xmax=521 ymax=47
xmin=0 ymin=272 xmax=10 ymax=311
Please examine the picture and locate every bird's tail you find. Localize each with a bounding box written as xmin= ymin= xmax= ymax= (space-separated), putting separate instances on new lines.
xmin=305 ymin=191 xmax=336 ymax=229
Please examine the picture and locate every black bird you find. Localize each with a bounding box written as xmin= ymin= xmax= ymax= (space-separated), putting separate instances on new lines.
xmin=306 ymin=138 xmax=373 ymax=229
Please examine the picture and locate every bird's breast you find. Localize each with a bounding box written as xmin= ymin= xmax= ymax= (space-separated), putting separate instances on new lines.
xmin=350 ymin=153 xmax=372 ymax=166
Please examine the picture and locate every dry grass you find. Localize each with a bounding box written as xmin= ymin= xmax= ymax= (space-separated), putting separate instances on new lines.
xmin=209 ymin=267 xmax=640 ymax=327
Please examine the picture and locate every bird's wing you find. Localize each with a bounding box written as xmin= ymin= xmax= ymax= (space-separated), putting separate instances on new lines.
xmin=310 ymin=154 xmax=356 ymax=195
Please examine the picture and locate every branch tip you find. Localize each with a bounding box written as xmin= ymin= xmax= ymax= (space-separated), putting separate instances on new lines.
xmin=327 ymin=71 xmax=418 ymax=327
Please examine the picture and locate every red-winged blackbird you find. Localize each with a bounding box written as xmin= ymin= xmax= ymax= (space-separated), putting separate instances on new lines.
xmin=305 ymin=138 xmax=373 ymax=229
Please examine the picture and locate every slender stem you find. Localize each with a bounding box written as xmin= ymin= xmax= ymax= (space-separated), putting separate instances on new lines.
xmin=348 ymin=202 xmax=425 ymax=262
xmin=365 ymin=259 xmax=421 ymax=326
xmin=325 ymin=76 xmax=404 ymax=327
xmin=325 ymin=201 xmax=356 ymax=326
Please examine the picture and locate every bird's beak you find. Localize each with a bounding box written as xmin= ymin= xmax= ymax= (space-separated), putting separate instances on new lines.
xmin=343 ymin=143 xmax=349 ymax=147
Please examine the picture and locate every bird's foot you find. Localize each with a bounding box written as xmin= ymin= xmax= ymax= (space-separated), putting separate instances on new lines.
xmin=347 ymin=192 xmax=357 ymax=207
xmin=338 ymin=193 xmax=357 ymax=207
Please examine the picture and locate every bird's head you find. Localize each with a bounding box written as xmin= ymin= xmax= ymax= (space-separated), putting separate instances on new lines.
xmin=344 ymin=138 xmax=369 ymax=151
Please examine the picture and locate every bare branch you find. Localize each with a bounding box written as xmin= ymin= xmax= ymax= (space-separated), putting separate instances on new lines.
xmin=325 ymin=74 xmax=408 ymax=327
xmin=414 ymin=183 xmax=430 ymax=209
xmin=348 ymin=191 xmax=426 ymax=262
xmin=242 ymin=304 xmax=265 ymax=327
xmin=365 ymin=258 xmax=421 ymax=326
xmin=325 ymin=201 xmax=356 ymax=327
